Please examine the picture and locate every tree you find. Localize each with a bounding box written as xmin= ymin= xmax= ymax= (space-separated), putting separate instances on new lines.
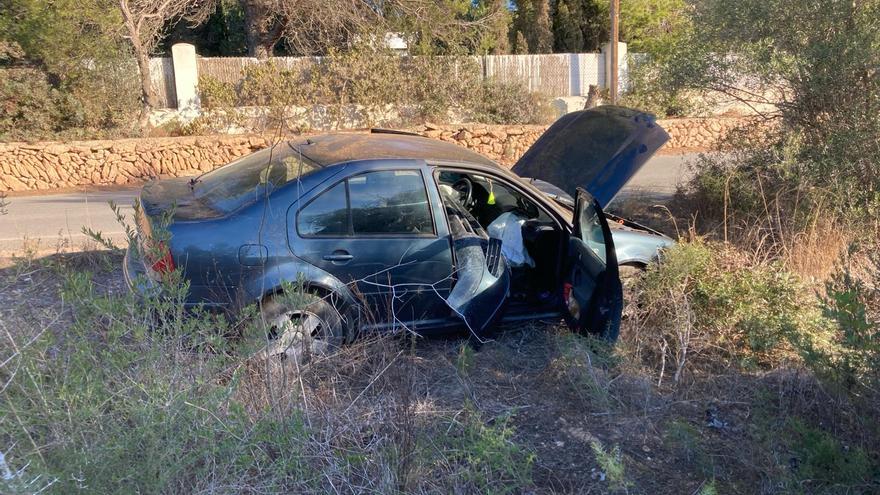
xmin=658 ymin=0 xmax=880 ymax=211
xmin=620 ymin=0 xmax=690 ymax=56
xmin=117 ymin=0 xmax=203 ymax=118
xmin=552 ymin=0 xmax=584 ymax=52
xmin=511 ymin=0 xmax=552 ymax=53
xmin=514 ymin=30 xmax=529 ymax=54
xmin=472 ymin=0 xmax=512 ymax=54
xmin=240 ymin=0 xmax=283 ymax=58
xmin=1 ymin=0 xmax=125 ymax=77
xmin=532 ymin=0 xmax=553 ymax=52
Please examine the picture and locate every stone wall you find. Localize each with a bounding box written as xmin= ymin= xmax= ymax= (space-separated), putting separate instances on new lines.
xmin=0 ymin=136 xmax=270 ymax=192
xmin=0 ymin=118 xmax=755 ymax=192
xmin=412 ymin=117 xmax=758 ymax=165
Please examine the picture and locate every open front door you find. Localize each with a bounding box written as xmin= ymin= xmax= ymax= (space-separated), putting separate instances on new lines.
xmin=562 ymin=188 xmax=623 ymax=340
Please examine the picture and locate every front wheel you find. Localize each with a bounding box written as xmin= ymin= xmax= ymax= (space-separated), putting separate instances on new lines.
xmin=257 ymin=292 xmax=346 ymax=363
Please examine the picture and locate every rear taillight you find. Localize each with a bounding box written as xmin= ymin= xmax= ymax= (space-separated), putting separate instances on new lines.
xmin=150 ymin=241 xmax=175 ymax=275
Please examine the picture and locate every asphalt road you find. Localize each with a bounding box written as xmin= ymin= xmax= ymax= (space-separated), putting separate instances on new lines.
xmin=0 ymin=153 xmax=698 ymax=254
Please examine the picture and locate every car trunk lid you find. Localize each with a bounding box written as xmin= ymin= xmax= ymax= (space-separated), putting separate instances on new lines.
xmin=511 ymin=105 xmax=669 ymax=207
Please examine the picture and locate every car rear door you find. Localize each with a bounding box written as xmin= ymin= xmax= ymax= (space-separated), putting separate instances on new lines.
xmin=562 ymin=187 xmax=623 ymax=340
xmin=291 ymin=166 xmax=455 ymax=328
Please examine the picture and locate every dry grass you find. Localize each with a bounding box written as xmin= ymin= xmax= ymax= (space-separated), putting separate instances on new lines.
xmin=1 ymin=235 xmax=878 ymax=494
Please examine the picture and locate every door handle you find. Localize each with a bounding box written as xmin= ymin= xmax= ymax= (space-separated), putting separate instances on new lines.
xmin=323 ymin=251 xmax=354 ymax=262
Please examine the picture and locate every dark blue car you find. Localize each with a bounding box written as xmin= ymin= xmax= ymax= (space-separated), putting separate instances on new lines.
xmin=124 ymin=106 xmax=669 ymax=355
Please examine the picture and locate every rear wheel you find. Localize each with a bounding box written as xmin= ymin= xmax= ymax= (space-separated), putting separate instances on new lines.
xmin=257 ymin=292 xmax=346 ymax=362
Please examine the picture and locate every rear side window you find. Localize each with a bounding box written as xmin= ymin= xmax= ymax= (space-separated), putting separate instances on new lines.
xmin=349 ymin=171 xmax=432 ymax=234
xmin=297 ymin=170 xmax=434 ymax=237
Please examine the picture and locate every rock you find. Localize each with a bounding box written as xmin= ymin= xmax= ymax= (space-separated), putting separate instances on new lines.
xmin=3 ymin=175 xmax=28 ymax=192
xmin=423 ymin=129 xmax=443 ymax=138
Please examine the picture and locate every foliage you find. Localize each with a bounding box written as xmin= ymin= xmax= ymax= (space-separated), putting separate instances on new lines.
xmin=0 ymin=3 xmax=140 ymax=139
xmin=619 ymin=0 xmax=691 ymax=57
xmin=626 ymin=240 xmax=831 ymax=381
xmin=0 ymin=67 xmax=74 ymax=140
xmin=786 ymin=419 xmax=876 ymax=489
xmin=793 ymin=252 xmax=880 ymax=405
xmin=474 ymin=80 xmax=554 ymax=124
xmin=0 ymin=61 xmax=139 ymax=140
xmin=619 ymin=57 xmax=697 ymax=117
xmin=590 ymin=440 xmax=629 ymax=491
xmin=192 ymin=44 xmax=550 ymax=129
xmin=657 ymin=0 xmax=880 ymax=217
xmin=0 ymin=0 xmax=125 ymax=77
xmin=438 ymin=407 xmax=535 ymax=493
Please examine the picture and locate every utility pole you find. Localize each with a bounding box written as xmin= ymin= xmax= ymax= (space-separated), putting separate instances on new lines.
xmin=610 ymin=0 xmax=619 ymax=103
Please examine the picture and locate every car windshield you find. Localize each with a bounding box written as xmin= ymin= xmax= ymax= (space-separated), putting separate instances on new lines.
xmin=194 ymin=142 xmax=320 ymax=211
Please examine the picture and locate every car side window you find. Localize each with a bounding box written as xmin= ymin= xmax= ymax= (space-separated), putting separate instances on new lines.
xmin=349 ymin=170 xmax=433 ymax=235
xmin=576 ymin=197 xmax=607 ymax=263
xmin=298 ymin=181 xmax=348 ymax=236
xmin=297 ymin=170 xmax=433 ymax=237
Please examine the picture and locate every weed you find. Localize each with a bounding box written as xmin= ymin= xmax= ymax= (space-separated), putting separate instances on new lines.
xmin=787 ymin=419 xmax=876 ymax=490
xmin=436 ymin=406 xmax=535 ymax=494
xmin=550 ymin=331 xmax=616 ymax=409
xmin=455 ymin=341 xmax=475 ymax=376
xmin=591 ymin=440 xmax=629 ymax=492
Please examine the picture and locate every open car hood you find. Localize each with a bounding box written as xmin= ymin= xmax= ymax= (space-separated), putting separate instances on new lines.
xmin=511 ymin=106 xmax=669 ymax=207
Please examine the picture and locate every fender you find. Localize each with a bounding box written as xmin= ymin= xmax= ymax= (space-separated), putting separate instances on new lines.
xmin=610 ymin=228 xmax=674 ymax=266
xmin=239 ymin=258 xmax=361 ymax=311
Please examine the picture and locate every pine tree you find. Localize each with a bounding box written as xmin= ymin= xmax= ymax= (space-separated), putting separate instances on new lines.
xmin=552 ymin=0 xmax=584 ymax=52
xmin=533 ymin=0 xmax=553 ymax=53
xmin=514 ymin=30 xmax=529 ymax=54
xmin=480 ymin=0 xmax=511 ymax=54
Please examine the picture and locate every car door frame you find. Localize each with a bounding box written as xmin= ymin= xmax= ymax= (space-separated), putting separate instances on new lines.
xmin=430 ymin=163 xmax=568 ymax=286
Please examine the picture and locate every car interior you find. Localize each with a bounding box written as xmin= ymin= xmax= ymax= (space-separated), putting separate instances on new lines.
xmin=436 ymin=170 xmax=564 ymax=311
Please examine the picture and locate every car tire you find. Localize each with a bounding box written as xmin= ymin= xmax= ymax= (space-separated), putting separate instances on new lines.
xmin=257 ymin=291 xmax=346 ymax=363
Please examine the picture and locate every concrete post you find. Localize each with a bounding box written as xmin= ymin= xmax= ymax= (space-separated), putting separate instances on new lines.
xmin=170 ymin=43 xmax=201 ymax=118
xmin=601 ymin=42 xmax=628 ymax=97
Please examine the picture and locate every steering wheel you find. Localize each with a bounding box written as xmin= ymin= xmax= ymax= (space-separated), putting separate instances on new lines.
xmin=451 ymin=177 xmax=473 ymax=206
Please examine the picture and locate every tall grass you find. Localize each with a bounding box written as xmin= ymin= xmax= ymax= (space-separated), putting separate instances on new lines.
xmin=0 ymin=254 xmax=535 ymax=494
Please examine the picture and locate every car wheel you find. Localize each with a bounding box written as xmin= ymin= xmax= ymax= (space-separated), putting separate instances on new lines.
xmin=258 ymin=292 xmax=346 ymax=363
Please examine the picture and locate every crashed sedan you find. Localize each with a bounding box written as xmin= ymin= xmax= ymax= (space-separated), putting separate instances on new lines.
xmin=124 ymin=106 xmax=669 ymax=354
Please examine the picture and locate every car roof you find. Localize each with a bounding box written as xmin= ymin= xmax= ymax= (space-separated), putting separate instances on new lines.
xmin=290 ymin=132 xmax=499 ymax=168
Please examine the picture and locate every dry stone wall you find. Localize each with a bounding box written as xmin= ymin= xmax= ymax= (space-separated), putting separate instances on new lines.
xmin=0 ymin=136 xmax=270 ymax=192
xmin=0 ymin=118 xmax=755 ymax=192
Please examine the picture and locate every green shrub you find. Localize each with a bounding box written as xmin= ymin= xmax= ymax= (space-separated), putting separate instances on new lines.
xmin=198 ymin=74 xmax=237 ymax=109
xmin=436 ymin=406 xmax=535 ymax=494
xmin=474 ymin=80 xmax=555 ymax=125
xmin=786 ymin=419 xmax=876 ymax=489
xmin=0 ymin=67 xmax=74 ymax=140
xmin=793 ymin=252 xmax=880 ymax=404
xmin=196 ymin=46 xmax=551 ymax=127
xmin=590 ymin=440 xmax=630 ymax=492
xmin=626 ymin=240 xmax=831 ymax=380
xmin=620 ymin=57 xmax=698 ymax=118
xmin=238 ymin=60 xmax=312 ymax=107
